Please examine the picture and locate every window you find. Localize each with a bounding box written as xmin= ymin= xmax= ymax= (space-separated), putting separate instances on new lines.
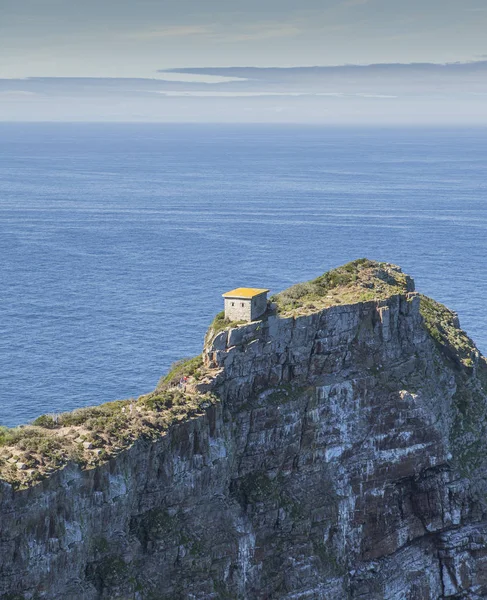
xmin=231 ymin=302 xmax=235 ymax=306
xmin=241 ymin=302 xmax=245 ymax=307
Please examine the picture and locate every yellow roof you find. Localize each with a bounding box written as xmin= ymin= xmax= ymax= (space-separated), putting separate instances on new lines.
xmin=222 ymin=287 xmax=270 ymax=299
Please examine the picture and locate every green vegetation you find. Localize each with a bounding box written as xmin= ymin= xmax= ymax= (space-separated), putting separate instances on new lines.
xmin=93 ymin=536 xmax=110 ymax=555
xmin=312 ymin=541 xmax=345 ymax=576
xmin=212 ymin=579 xmax=234 ymax=600
xmin=0 ymin=363 xmax=217 ymax=489
xmin=205 ymin=310 xmax=247 ymax=342
xmin=272 ymin=259 xmax=412 ymax=316
xmin=5 ymin=258 xmax=486 ymax=496
xmin=206 ymin=260 xmax=410 ymax=335
xmin=93 ymin=555 xmax=130 ymax=588
xmin=449 ymin=371 xmax=487 ymax=477
xmin=130 ymin=506 xmax=203 ymax=564
xmin=132 ymin=507 xmax=179 ymax=543
xmin=237 ymin=471 xmax=279 ymax=504
xmin=157 ymin=355 xmax=204 ymax=389
xmin=35 ymin=399 xmax=132 ymax=428
xmin=419 ymin=294 xmax=487 ymax=476
xmin=420 ymin=295 xmax=479 ymax=370
xmin=209 ymin=311 xmax=229 ymax=334
xmin=265 ymin=384 xmax=314 ymax=406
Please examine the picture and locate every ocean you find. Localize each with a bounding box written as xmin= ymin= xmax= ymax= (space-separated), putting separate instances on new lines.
xmin=0 ymin=123 xmax=486 ymax=427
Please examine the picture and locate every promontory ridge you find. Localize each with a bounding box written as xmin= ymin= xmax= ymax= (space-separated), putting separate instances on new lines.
xmin=1 ymin=259 xmax=487 ymax=599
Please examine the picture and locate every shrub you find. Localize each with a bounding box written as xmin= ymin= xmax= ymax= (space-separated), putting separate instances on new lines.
xmin=206 ymin=310 xmax=249 ymax=342
xmin=158 ymin=355 xmax=203 ymax=389
xmin=1 ymin=384 xmax=218 ymax=488
xmin=140 ymin=393 xmax=174 ymax=412
xmin=57 ymin=400 xmax=131 ymax=428
xmin=272 ymin=259 xmax=409 ymax=315
xmin=0 ymin=426 xmax=41 ymax=448
xmin=32 ymin=414 xmax=59 ymax=429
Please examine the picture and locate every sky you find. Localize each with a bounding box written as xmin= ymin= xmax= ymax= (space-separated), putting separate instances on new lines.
xmin=1 ymin=0 xmax=487 ymax=122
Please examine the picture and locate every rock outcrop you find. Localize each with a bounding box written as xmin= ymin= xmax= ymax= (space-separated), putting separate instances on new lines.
xmin=1 ymin=260 xmax=487 ymax=599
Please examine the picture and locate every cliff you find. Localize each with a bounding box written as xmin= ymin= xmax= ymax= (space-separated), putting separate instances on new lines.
xmin=1 ymin=259 xmax=487 ymax=600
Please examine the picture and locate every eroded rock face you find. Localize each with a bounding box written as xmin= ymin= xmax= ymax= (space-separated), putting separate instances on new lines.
xmin=2 ymin=287 xmax=487 ymax=599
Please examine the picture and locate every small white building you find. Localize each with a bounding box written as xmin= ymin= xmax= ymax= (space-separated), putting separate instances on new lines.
xmin=222 ymin=288 xmax=270 ymax=322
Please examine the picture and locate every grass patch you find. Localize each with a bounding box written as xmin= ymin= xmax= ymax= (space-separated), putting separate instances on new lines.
xmin=419 ymin=295 xmax=479 ymax=370
xmin=209 ymin=311 xmax=230 ymax=335
xmin=231 ymin=471 xmax=280 ymax=506
xmin=0 ymin=426 xmax=24 ymax=447
xmin=157 ymin=355 xmax=204 ymax=389
xmin=272 ymin=259 xmax=413 ymax=316
xmin=205 ymin=310 xmax=248 ymax=344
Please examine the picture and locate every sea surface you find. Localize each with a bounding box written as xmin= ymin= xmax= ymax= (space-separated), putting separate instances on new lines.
xmin=1 ymin=124 xmax=486 ymax=427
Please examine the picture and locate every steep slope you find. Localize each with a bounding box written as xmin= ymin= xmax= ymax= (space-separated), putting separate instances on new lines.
xmin=1 ymin=260 xmax=487 ymax=600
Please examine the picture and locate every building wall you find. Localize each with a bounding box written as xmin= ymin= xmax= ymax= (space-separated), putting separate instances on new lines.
xmin=224 ymin=298 xmax=252 ymax=322
xmin=224 ymin=293 xmax=268 ymax=322
xmin=250 ymin=293 xmax=268 ymax=321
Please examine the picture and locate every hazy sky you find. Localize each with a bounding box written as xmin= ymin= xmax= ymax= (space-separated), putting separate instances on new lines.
xmin=2 ymin=0 xmax=487 ymax=78
xmin=1 ymin=0 xmax=487 ymax=122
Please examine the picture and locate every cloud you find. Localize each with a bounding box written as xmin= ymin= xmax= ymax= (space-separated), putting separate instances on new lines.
xmin=154 ymin=91 xmax=398 ymax=98
xmin=165 ymin=60 xmax=487 ymax=79
xmin=0 ymin=90 xmax=39 ymax=97
xmin=355 ymin=93 xmax=398 ymax=98
xmin=1 ymin=62 xmax=486 ymax=124
xmin=154 ymin=91 xmax=398 ymax=99
xmin=124 ymin=22 xmax=301 ymax=44
xmin=124 ymin=25 xmax=212 ymax=40
xmin=157 ymin=72 xmax=246 ymax=83
xmin=157 ymin=91 xmax=309 ymax=97
xmin=216 ymin=24 xmax=301 ymax=42
xmin=2 ymin=61 xmax=486 ymax=108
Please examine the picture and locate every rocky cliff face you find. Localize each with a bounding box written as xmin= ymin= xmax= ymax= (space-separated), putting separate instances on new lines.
xmin=2 ymin=262 xmax=487 ymax=600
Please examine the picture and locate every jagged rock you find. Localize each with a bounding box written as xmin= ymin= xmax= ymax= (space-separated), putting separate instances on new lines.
xmin=1 ymin=261 xmax=487 ymax=599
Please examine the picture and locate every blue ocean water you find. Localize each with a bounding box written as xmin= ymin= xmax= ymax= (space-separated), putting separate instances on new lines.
xmin=0 ymin=123 xmax=486 ymax=427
